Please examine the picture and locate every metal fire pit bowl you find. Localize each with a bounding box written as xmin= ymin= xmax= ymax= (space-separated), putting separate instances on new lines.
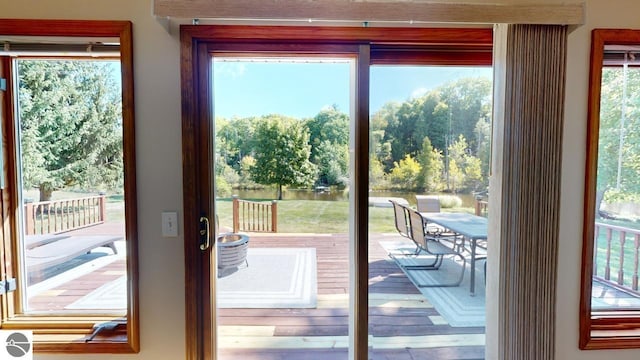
xmin=217 ymin=233 xmax=249 ymax=270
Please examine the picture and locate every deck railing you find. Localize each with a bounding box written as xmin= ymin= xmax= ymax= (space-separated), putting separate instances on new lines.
xmin=475 ymin=199 xmax=488 ymax=217
xmin=232 ymin=195 xmax=277 ymax=233
xmin=24 ymin=195 xmax=106 ymax=235
xmin=594 ymin=221 xmax=640 ymax=292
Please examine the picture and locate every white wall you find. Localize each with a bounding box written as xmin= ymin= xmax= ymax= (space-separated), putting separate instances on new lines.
xmin=558 ymin=0 xmax=640 ymax=359
xmin=3 ymin=1 xmax=186 ymax=359
xmin=3 ymin=0 xmax=640 ymax=359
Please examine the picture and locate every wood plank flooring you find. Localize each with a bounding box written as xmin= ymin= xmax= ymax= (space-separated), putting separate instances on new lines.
xmin=25 ymin=229 xmax=486 ymax=359
xmin=217 ymin=233 xmax=485 ymax=359
xmin=27 ymin=257 xmax=126 ymax=311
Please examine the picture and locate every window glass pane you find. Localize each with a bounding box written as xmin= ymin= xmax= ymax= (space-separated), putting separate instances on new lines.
xmin=16 ymin=59 xmax=127 ymax=315
xmin=592 ymin=49 xmax=640 ymax=311
xmin=368 ymin=65 xmax=491 ymax=358
xmin=212 ymin=57 xmax=353 ymax=358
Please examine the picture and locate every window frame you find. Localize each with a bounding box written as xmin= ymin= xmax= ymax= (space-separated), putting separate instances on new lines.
xmin=0 ymin=19 xmax=138 ymax=353
xmin=180 ymin=24 xmax=492 ymax=359
xmin=580 ymin=28 xmax=640 ymax=350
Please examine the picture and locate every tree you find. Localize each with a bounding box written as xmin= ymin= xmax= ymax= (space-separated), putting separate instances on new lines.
xmin=369 ymin=158 xmax=388 ymax=190
xmin=439 ymin=77 xmax=492 ymax=152
xmin=426 ymin=147 xmax=445 ymax=192
xmin=417 ymin=136 xmax=445 ymax=192
xmin=305 ymin=106 xmax=349 ymax=154
xmin=216 ymin=116 xmax=256 ymax=170
xmin=314 ymin=140 xmax=349 ymax=187
xmin=238 ymin=155 xmax=257 ymax=189
xmin=448 ymin=158 xmax=463 ymax=193
xmin=386 ymin=100 xmax=422 ymax=167
xmin=389 ymin=154 xmax=422 ymax=190
xmin=379 ymin=77 xmax=491 ymax=172
xmin=18 ymin=60 xmax=123 ymax=201
xmin=474 ymin=116 xmax=492 ymax=187
xmin=596 ymin=67 xmax=640 ymax=216
xmin=251 ymin=115 xmax=317 ymax=200
xmin=305 ymin=106 xmax=349 ymax=186
xmin=447 ymin=135 xmax=483 ymax=192
xmin=370 ymin=102 xmax=398 ymax=170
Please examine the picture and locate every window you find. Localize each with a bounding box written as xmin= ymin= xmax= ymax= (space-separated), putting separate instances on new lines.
xmin=581 ymin=28 xmax=640 ymax=350
xmin=0 ymin=20 xmax=138 ymax=353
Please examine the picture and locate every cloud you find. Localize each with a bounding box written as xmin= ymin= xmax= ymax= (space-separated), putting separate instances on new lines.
xmin=410 ymin=87 xmax=428 ymax=99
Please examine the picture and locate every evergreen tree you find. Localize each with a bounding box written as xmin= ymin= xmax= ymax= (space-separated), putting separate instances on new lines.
xmin=18 ymin=60 xmax=122 ymax=201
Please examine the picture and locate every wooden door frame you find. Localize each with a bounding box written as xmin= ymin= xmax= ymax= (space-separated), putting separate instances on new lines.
xmin=179 ymin=25 xmax=492 ymax=360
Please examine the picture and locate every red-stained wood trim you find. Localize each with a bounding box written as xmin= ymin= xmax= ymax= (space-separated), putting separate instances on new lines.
xmin=0 ymin=19 xmax=138 ymax=354
xmin=0 ymin=56 xmax=17 ymax=322
xmin=180 ymin=28 xmax=202 ymax=360
xmin=196 ymin=40 xmax=215 ymax=360
xmin=581 ymin=28 xmax=640 ymax=350
xmin=181 ymin=25 xmax=493 ymax=47
xmin=371 ymin=51 xmax=492 ymax=66
xmin=208 ymin=42 xmax=360 ymax=55
xmin=0 ymin=19 xmax=128 ymax=38
xmin=118 ymin=20 xmax=140 ymax=354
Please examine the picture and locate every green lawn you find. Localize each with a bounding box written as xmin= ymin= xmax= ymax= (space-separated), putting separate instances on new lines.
xmin=215 ymin=199 xmax=473 ymax=234
xmin=215 ymin=199 xmax=391 ymax=233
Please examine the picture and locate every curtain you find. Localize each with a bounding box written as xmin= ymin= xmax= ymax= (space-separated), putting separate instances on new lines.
xmin=492 ymin=24 xmax=567 ymax=360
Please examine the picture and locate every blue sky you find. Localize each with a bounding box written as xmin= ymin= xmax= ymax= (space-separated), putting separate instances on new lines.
xmin=213 ymin=59 xmax=492 ymax=119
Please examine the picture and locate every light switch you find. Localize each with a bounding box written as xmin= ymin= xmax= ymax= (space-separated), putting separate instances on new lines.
xmin=162 ymin=212 xmax=178 ymax=237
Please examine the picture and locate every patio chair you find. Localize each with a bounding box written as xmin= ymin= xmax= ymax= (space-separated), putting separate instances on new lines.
xmin=404 ymin=207 xmax=467 ymax=288
xmin=416 ymin=195 xmax=440 ymax=213
xmin=389 ymin=200 xmax=441 ymax=269
xmin=415 ymin=195 xmax=455 ymax=235
xmin=390 ymin=200 xmax=411 ymax=243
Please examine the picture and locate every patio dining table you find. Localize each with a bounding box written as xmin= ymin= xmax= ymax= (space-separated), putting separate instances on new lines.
xmin=420 ymin=212 xmax=487 ymax=296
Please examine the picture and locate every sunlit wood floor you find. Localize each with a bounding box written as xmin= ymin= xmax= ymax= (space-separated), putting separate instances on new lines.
xmin=217 ymin=233 xmax=485 ymax=360
xmin=26 ymin=226 xmax=486 ymax=359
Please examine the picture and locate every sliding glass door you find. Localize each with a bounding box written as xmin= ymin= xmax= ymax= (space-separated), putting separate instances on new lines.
xmin=180 ymin=25 xmax=492 ymax=360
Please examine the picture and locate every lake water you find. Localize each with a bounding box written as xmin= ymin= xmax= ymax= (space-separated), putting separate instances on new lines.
xmin=225 ymin=189 xmax=477 ymax=208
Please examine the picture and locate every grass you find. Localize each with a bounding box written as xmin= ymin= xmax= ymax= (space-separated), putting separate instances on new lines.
xmin=216 ymin=200 xmax=388 ymax=233
xmin=215 ymin=198 xmax=473 ymax=234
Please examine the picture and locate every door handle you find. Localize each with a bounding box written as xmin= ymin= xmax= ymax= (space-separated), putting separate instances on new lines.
xmin=199 ymin=216 xmax=210 ymax=250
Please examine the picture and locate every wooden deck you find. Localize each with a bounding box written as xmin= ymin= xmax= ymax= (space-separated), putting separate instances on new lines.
xmin=26 ymin=221 xmax=127 ymax=311
xmin=218 ymin=233 xmax=485 ymax=359
xmin=26 ymin=226 xmax=485 ymax=359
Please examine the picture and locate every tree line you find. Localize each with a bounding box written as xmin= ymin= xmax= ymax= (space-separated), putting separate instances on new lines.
xmin=16 ymin=60 xmax=495 ymax=203
xmin=19 ymin=60 xmax=640 ymax=214
xmin=216 ymin=77 xmax=492 ymax=199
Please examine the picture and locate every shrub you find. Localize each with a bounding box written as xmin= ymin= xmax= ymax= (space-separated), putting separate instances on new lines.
xmin=439 ymin=195 xmax=463 ymax=208
xmin=215 ymin=176 xmax=232 ymax=197
xmin=388 ymin=154 xmax=421 ymax=190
